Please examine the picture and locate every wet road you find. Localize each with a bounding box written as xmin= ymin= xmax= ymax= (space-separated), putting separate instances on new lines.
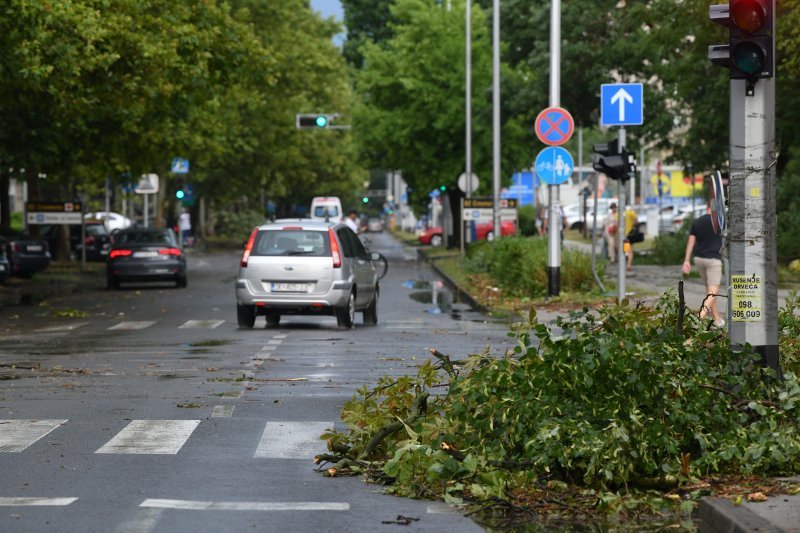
xmin=0 ymin=231 xmax=512 ymax=532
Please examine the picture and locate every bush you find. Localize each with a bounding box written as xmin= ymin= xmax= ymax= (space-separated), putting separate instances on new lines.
xmin=518 ymin=205 xmax=539 ymax=236
xmin=211 ymin=209 xmax=265 ymax=240
xmin=464 ymin=236 xmax=603 ymax=297
xmin=638 ymin=219 xmax=691 ymax=265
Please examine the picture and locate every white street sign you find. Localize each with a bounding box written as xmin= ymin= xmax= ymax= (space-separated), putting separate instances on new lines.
xmin=27 ymin=212 xmax=83 ymax=224
xmin=135 ymin=173 xmax=159 ymax=195
xmin=457 ymin=172 xmax=480 ymax=194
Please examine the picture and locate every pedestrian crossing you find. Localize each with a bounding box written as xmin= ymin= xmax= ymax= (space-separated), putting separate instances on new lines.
xmin=0 ymin=418 xmax=332 ymax=459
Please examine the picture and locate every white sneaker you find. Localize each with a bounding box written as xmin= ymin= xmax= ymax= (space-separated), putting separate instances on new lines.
xmin=714 ymin=318 xmax=726 ymax=329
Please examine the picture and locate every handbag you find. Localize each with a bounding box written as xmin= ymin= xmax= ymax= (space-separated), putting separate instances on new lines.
xmin=627 ymin=228 xmax=645 ymax=244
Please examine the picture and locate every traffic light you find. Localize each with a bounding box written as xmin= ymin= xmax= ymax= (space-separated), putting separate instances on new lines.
xmin=592 ymin=140 xmax=635 ymax=181
xmin=296 ymin=114 xmax=335 ymax=129
xmin=439 ymin=185 xmax=447 ymax=191
xmin=709 ymin=1 xmax=774 ymax=84
xmin=362 ymin=197 xmax=369 ymax=204
xmin=175 ymin=177 xmax=185 ymax=199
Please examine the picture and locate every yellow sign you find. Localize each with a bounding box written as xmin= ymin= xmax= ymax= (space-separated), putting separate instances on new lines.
xmin=649 ymin=171 xmax=703 ymax=199
xmin=731 ymin=274 xmax=763 ymax=322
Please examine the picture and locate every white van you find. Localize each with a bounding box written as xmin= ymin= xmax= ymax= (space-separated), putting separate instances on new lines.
xmin=309 ymin=197 xmax=343 ymax=224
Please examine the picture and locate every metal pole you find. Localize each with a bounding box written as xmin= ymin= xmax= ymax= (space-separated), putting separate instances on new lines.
xmin=144 ymin=193 xmax=149 ymax=229
xmin=590 ymin=171 xmax=605 ymax=292
xmin=547 ymin=0 xmax=561 ymax=296
xmin=728 ymin=76 xmax=779 ymax=376
xmin=492 ymin=0 xmax=501 ymax=240
xmin=617 ymin=128 xmax=626 ymax=302
xmin=640 ymin=144 xmax=646 ymax=206
xmin=105 ymin=176 xmax=111 ymax=215
xmin=463 ymin=0 xmax=472 ymax=254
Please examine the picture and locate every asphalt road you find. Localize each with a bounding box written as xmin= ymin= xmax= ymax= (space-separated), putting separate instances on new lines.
xmin=0 ymin=231 xmax=513 ymax=533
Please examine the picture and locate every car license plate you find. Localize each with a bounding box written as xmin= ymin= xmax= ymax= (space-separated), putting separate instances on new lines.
xmin=27 ymin=245 xmax=43 ymax=252
xmin=151 ymin=268 xmax=169 ymax=274
xmin=0 ymin=264 xmax=5 ymax=271
xmin=271 ymin=282 xmax=309 ymax=292
xmin=134 ymin=251 xmax=158 ymax=258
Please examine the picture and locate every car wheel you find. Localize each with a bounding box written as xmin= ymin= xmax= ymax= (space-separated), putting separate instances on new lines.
xmin=336 ymin=292 xmax=356 ymax=329
xmin=265 ymin=312 xmax=281 ymax=326
xmin=106 ymin=274 xmax=119 ymax=290
xmin=430 ymin=234 xmax=443 ymax=247
xmin=363 ymin=289 xmax=378 ymax=326
xmin=176 ymin=274 xmax=188 ymax=288
xmin=237 ymin=304 xmax=256 ymax=329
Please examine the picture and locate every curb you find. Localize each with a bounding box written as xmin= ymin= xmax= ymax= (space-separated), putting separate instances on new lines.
xmin=416 ymin=248 xmax=488 ymax=314
xmin=696 ymin=498 xmax=781 ymax=533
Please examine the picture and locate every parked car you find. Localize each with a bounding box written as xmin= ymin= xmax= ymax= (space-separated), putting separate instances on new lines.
xmin=564 ymin=199 xmax=616 ymax=234
xmin=0 ymin=228 xmax=51 ymax=278
xmin=106 ymin=228 xmax=186 ymax=289
xmin=84 ymin=211 xmax=133 ymax=233
xmin=235 ymin=219 xmax=380 ymax=329
xmin=668 ymin=204 xmax=707 ymax=234
xmin=419 ymin=221 xmax=516 ymax=246
xmin=41 ymin=220 xmax=111 ymax=261
xmin=0 ymin=246 xmax=10 ymax=283
xmin=366 ymin=217 xmax=384 ymax=233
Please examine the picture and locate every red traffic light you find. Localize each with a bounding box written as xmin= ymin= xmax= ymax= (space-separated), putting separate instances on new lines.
xmin=731 ymin=0 xmax=767 ymax=33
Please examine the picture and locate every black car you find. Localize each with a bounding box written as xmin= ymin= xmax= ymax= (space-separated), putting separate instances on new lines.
xmin=41 ymin=221 xmax=111 ymax=262
xmin=0 ymin=228 xmax=52 ymax=278
xmin=106 ymin=228 xmax=187 ymax=289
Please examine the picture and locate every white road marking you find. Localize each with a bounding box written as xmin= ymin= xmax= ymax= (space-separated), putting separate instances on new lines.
xmin=178 ymin=320 xmax=225 ymax=329
xmin=108 ymin=321 xmax=157 ymax=331
xmin=259 ymin=345 xmax=276 ymax=352
xmin=0 ymin=419 xmax=67 ymax=452
xmin=140 ymin=499 xmax=349 ymax=511
xmin=267 ymin=339 xmax=283 ymax=345
xmin=272 ymin=334 xmax=288 ymax=339
xmin=96 ymin=420 xmax=200 ymax=454
xmin=35 ymin=322 xmax=89 ymax=332
xmin=219 ymin=390 xmax=243 ymax=399
xmin=0 ymin=497 xmax=77 ymax=506
xmin=115 ymin=507 xmax=163 ymax=533
xmin=254 ymin=421 xmax=331 ymax=459
xmin=211 ymin=405 xmax=235 ymax=418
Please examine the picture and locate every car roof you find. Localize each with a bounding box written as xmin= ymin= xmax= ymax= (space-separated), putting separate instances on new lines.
xmin=258 ymin=219 xmax=338 ymax=231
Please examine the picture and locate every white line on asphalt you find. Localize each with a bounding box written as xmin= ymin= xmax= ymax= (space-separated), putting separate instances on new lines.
xmin=266 ymin=339 xmax=283 ymax=345
xmin=35 ymin=322 xmax=89 ymax=332
xmin=140 ymin=499 xmax=349 ymax=511
xmin=115 ymin=507 xmax=163 ymax=533
xmin=219 ymin=390 xmax=243 ymax=399
xmin=259 ymin=345 xmax=276 ymax=352
xmin=0 ymin=497 xmax=78 ymax=506
xmin=272 ymin=334 xmax=288 ymax=339
xmin=95 ymin=420 xmax=200 ymax=454
xmin=0 ymin=419 xmax=67 ymax=452
xmin=108 ymin=321 xmax=157 ymax=331
xmin=254 ymin=421 xmax=331 ymax=459
xmin=211 ymin=405 xmax=235 ymax=418
xmin=178 ymin=320 xmax=225 ymax=329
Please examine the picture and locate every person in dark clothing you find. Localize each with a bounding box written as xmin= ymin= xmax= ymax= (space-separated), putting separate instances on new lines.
xmin=682 ymin=205 xmax=724 ymax=327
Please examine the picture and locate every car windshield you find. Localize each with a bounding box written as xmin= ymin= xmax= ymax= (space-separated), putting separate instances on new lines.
xmin=251 ymin=230 xmax=330 ymax=257
xmin=313 ymin=206 xmax=339 ymax=218
xmin=116 ymin=230 xmax=174 ymax=245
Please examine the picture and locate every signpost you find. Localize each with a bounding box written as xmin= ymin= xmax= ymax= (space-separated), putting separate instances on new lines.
xmin=600 ymin=83 xmax=644 ymax=126
xmin=171 ymin=158 xmax=189 ymax=174
xmin=534 ymin=107 xmax=574 ymax=146
xmin=26 ymin=201 xmax=86 ymax=268
xmin=535 ymin=146 xmax=574 ymax=186
xmin=135 ymin=174 xmax=159 ymax=228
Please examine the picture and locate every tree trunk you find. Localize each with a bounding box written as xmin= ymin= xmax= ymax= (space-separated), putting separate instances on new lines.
xmin=0 ymin=171 xmax=10 ymax=228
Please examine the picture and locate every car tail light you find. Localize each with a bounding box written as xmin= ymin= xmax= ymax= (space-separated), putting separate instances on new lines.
xmin=85 ymin=236 xmax=96 ymax=245
xmin=328 ymin=228 xmax=341 ymax=268
xmin=110 ymin=249 xmax=133 ymax=259
xmin=240 ymin=228 xmax=258 ymax=268
xmin=12 ymin=243 xmax=20 ymax=253
xmin=159 ymin=248 xmax=182 ymax=256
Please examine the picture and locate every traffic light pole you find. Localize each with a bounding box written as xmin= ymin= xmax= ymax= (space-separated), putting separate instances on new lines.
xmin=727 ymin=78 xmax=779 ymax=376
xmin=547 ymin=0 xmax=562 ymax=296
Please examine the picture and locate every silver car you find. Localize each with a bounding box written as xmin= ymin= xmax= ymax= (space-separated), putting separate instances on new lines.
xmin=235 ymin=220 xmax=380 ymax=329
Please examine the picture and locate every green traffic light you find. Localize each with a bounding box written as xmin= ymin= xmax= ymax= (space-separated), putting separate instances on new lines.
xmin=439 ymin=185 xmax=447 ymax=191
xmin=175 ymin=190 xmax=185 ymax=199
xmin=315 ymin=115 xmax=328 ymax=128
xmin=362 ymin=197 xmax=369 ymax=204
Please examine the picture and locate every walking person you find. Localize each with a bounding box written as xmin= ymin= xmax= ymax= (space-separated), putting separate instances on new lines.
xmin=178 ymin=207 xmax=192 ymax=247
xmin=682 ymin=204 xmax=725 ymax=327
xmin=624 ymin=205 xmax=639 ymax=272
xmin=603 ymin=203 xmax=618 ymax=263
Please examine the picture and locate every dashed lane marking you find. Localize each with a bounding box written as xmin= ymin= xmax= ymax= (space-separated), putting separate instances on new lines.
xmin=266 ymin=339 xmax=283 ymax=345
xmin=0 ymin=419 xmax=67 ymax=452
xmin=114 ymin=507 xmax=163 ymax=533
xmin=0 ymin=497 xmax=78 ymax=506
xmin=254 ymin=421 xmax=331 ymax=459
xmin=272 ymin=334 xmax=288 ymax=339
xmin=96 ymin=420 xmax=200 ymax=454
xmin=140 ymin=499 xmax=349 ymax=511
xmin=178 ymin=320 xmax=225 ymax=329
xmin=108 ymin=321 xmax=157 ymax=331
xmin=35 ymin=323 xmax=89 ymax=333
xmin=211 ymin=405 xmax=235 ymax=418
xmin=259 ymin=345 xmax=276 ymax=352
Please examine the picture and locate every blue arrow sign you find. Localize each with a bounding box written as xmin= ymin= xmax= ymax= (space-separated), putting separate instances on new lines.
xmin=535 ymin=147 xmax=574 ymax=186
xmin=600 ymin=83 xmax=643 ymax=126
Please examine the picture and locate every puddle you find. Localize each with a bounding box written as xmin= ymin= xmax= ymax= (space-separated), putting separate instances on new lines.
xmin=405 ymin=279 xmax=477 ymax=317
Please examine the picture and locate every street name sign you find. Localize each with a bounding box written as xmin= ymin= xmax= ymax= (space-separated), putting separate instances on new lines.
xmin=26 ymin=201 xmax=83 ymax=225
xmin=600 ymin=83 xmax=643 ymax=126
xmin=535 ymin=146 xmax=574 ymax=186
xmin=534 ymin=107 xmax=574 ymax=146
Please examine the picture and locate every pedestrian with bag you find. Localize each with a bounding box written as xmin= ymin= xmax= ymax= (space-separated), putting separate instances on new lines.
xmin=624 ymin=205 xmax=641 ymax=271
xmin=682 ymin=204 xmax=725 ymax=328
xmin=603 ymin=203 xmax=618 ymax=263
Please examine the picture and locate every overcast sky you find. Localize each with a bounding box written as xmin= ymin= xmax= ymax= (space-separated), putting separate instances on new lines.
xmin=309 ymin=0 xmax=344 ymax=21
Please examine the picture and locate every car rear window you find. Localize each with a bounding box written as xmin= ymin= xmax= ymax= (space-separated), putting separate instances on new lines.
xmin=116 ymin=231 xmax=174 ymax=245
xmin=251 ymin=230 xmax=330 ymax=257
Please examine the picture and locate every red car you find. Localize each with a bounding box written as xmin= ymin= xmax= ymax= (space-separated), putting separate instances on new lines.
xmin=419 ymin=221 xmax=515 ymax=247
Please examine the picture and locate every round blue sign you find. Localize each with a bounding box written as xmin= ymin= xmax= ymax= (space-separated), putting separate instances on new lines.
xmin=535 ymin=146 xmax=574 ymax=186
